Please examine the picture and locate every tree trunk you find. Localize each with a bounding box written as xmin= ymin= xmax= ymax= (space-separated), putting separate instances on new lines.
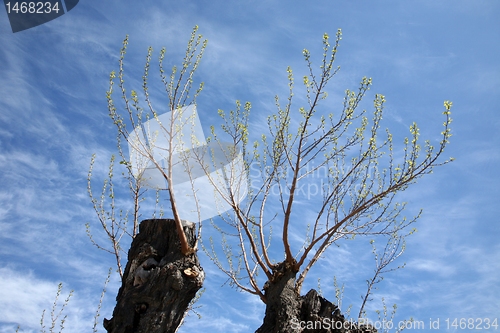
xmin=104 ymin=219 xmax=204 ymax=333
xmin=256 ymin=262 xmax=301 ymax=333
xmin=256 ymin=262 xmax=377 ymax=333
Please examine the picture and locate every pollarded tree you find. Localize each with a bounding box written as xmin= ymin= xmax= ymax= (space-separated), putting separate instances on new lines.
xmin=88 ymin=27 xmax=208 ymax=333
xmin=200 ymin=29 xmax=453 ymax=332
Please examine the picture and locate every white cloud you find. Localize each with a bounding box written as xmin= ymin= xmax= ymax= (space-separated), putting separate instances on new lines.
xmin=408 ymin=258 xmax=456 ymax=276
xmin=0 ymin=268 xmax=59 ymax=327
xmin=0 ymin=266 xmax=119 ymax=332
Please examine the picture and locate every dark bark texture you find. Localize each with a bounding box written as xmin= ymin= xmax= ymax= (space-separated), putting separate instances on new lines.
xmin=256 ymin=263 xmax=377 ymax=333
xmin=104 ymin=219 xmax=204 ymax=333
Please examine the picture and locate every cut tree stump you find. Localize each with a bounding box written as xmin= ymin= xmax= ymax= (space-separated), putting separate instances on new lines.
xmin=104 ymin=219 xmax=204 ymax=333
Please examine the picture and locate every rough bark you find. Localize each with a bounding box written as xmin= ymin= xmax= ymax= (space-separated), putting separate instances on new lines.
xmin=104 ymin=219 xmax=204 ymax=333
xmin=256 ymin=261 xmax=301 ymax=333
xmin=256 ymin=262 xmax=377 ymax=333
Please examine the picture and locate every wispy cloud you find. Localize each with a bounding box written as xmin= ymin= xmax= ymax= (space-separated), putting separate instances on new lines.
xmin=0 ymin=267 xmax=114 ymax=333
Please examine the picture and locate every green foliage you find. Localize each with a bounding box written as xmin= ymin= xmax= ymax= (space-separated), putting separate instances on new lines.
xmin=104 ymin=26 xmax=208 ymax=255
xmin=92 ymin=268 xmax=112 ymax=333
xmin=358 ymin=230 xmax=413 ymax=319
xmin=40 ymin=283 xmax=73 ymax=333
xmin=87 ymin=154 xmax=129 ymax=278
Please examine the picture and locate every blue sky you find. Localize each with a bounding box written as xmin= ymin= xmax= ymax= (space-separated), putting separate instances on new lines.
xmin=1 ymin=1 xmax=499 ymax=332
